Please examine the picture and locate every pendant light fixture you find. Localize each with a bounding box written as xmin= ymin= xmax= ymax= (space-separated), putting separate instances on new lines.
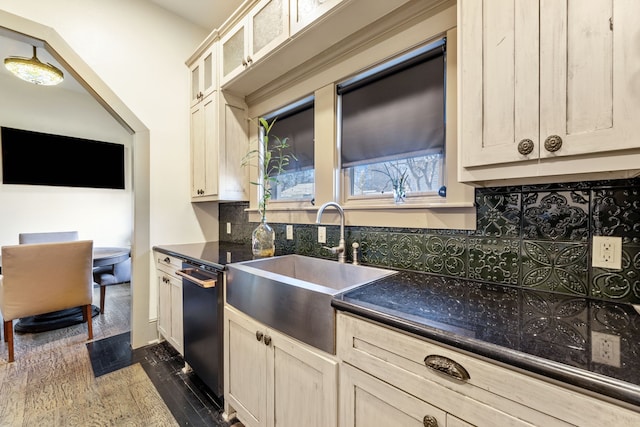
xmin=4 ymin=46 xmax=64 ymax=86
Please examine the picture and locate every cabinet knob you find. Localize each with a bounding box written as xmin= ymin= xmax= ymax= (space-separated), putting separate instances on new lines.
xmin=423 ymin=415 xmax=438 ymax=427
xmin=517 ymin=138 xmax=534 ymax=155
xmin=264 ymin=335 xmax=272 ymax=346
xmin=256 ymin=331 xmax=264 ymax=342
xmin=544 ymin=135 xmax=563 ymax=152
xmin=424 ymin=354 xmax=470 ymax=382
xmin=164 ymin=257 xmax=170 ymax=263
xmin=246 ymin=55 xmax=253 ymax=64
xmin=242 ymin=58 xmax=248 ymax=66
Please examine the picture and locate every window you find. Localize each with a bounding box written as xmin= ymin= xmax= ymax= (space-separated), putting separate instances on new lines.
xmin=262 ymin=96 xmax=315 ymax=201
xmin=338 ymin=39 xmax=446 ymax=201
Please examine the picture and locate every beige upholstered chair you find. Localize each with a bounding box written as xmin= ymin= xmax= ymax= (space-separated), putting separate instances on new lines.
xmin=0 ymin=240 xmax=94 ymax=362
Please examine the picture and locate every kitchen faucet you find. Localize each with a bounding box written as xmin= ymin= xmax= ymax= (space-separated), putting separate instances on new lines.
xmin=315 ymin=201 xmax=346 ymax=263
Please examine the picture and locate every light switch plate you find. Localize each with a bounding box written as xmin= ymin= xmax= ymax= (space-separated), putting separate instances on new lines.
xmin=592 ymin=236 xmax=622 ymax=269
xmin=318 ymin=226 xmax=326 ymax=244
xmin=286 ymin=225 xmax=293 ymax=240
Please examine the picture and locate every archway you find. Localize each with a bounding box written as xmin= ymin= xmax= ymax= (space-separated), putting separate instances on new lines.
xmin=0 ymin=10 xmax=155 ymax=348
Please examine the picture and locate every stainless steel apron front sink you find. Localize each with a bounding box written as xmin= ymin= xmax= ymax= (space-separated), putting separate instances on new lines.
xmin=226 ymin=254 xmax=396 ymax=354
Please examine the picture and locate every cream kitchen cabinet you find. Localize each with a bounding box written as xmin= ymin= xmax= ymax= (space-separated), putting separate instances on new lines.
xmin=189 ymin=90 xmax=249 ymax=201
xmin=223 ymin=305 xmax=338 ymax=427
xmin=289 ymin=0 xmax=342 ymax=35
xmin=220 ymin=0 xmax=289 ymax=86
xmin=154 ymin=252 xmax=183 ymax=355
xmin=189 ymin=42 xmax=217 ymax=108
xmin=459 ymin=0 xmax=640 ymax=184
xmin=337 ymin=313 xmax=640 ymax=427
xmin=340 ymin=363 xmax=530 ymax=427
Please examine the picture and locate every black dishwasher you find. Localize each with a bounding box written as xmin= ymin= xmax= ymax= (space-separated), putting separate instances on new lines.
xmin=176 ymin=261 xmax=224 ymax=401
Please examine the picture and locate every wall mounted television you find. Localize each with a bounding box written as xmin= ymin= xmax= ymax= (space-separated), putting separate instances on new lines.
xmin=1 ymin=126 xmax=125 ymax=190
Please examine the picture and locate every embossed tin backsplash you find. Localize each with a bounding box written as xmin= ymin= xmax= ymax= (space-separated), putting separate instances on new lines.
xmin=219 ymin=178 xmax=640 ymax=304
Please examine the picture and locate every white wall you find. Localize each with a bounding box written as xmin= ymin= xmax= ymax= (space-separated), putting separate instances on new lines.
xmin=0 ymin=73 xmax=133 ymax=246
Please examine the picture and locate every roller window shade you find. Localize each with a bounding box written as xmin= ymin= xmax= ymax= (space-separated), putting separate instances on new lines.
xmin=264 ymin=101 xmax=314 ymax=172
xmin=339 ymin=45 xmax=445 ymax=168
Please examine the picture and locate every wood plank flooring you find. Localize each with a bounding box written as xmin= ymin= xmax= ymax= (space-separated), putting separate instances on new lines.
xmin=0 ymin=283 xmax=178 ymax=426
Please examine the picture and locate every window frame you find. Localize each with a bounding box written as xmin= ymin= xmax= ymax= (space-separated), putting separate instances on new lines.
xmin=261 ymin=95 xmax=316 ymax=204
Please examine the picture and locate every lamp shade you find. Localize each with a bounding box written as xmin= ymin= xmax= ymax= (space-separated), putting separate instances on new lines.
xmin=4 ymin=46 xmax=64 ymax=86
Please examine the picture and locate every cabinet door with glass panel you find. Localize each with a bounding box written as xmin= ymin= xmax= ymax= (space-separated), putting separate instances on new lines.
xmin=290 ymin=0 xmax=343 ymax=35
xmin=190 ymin=43 xmax=217 ymax=108
xmin=220 ymin=0 xmax=289 ymax=86
xmin=339 ymin=39 xmax=447 ymax=206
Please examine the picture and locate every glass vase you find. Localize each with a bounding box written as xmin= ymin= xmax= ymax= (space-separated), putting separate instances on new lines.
xmin=393 ymin=185 xmax=406 ymax=204
xmin=252 ymin=218 xmax=275 ymax=257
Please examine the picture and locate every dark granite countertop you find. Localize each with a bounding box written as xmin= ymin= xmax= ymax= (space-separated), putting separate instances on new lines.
xmin=153 ymin=241 xmax=254 ymax=270
xmin=333 ymin=270 xmax=640 ymax=409
xmin=151 ymin=243 xmax=640 ymax=409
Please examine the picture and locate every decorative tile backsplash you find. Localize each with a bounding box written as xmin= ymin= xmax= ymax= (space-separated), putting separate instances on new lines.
xmin=219 ymin=177 xmax=640 ymax=304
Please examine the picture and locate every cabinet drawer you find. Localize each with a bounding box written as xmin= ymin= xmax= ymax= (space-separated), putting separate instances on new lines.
xmin=154 ymin=252 xmax=183 ymax=276
xmin=337 ymin=313 xmax=639 ymax=426
xmin=341 ymin=363 xmax=535 ymax=427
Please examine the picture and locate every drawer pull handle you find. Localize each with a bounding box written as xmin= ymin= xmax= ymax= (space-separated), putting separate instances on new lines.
xmin=256 ymin=331 xmax=264 ymax=342
xmin=424 ymin=355 xmax=470 ymax=382
xmin=423 ymin=415 xmax=438 ymax=427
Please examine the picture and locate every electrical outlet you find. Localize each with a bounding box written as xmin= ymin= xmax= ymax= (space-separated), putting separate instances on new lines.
xmin=226 ymin=222 xmax=231 ymax=234
xmin=318 ymin=226 xmax=326 ymax=244
xmin=286 ymin=225 xmax=293 ymax=240
xmin=592 ymin=236 xmax=622 ymax=269
xmin=592 ymin=331 xmax=621 ymax=367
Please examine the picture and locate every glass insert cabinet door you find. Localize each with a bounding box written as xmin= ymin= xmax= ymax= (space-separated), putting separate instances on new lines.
xmin=290 ymin=0 xmax=343 ymax=34
xmin=190 ymin=48 xmax=216 ymax=107
xmin=221 ymin=0 xmax=288 ymax=84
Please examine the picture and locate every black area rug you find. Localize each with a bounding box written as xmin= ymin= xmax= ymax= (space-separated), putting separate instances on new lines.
xmin=86 ymin=331 xmax=133 ymax=377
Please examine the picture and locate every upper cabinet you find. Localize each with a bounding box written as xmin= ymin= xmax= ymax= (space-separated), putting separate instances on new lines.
xmin=459 ymin=0 xmax=640 ymax=184
xmin=190 ymin=43 xmax=217 ymax=108
xmin=218 ymin=0 xmax=414 ymax=95
xmin=190 ymin=91 xmax=249 ymax=202
xmin=290 ymin=0 xmax=343 ymax=35
xmin=220 ymin=0 xmax=289 ymax=86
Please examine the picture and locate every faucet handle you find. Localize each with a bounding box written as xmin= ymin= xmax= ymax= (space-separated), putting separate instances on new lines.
xmin=352 ymin=242 xmax=360 ymax=265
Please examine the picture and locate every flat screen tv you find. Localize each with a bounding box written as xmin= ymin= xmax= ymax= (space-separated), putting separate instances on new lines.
xmin=1 ymin=126 xmax=125 ymax=189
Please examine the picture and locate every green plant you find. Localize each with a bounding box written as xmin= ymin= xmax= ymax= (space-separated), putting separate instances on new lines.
xmin=242 ymin=117 xmax=295 ymax=220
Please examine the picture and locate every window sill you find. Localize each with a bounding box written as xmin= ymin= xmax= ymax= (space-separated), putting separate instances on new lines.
xmin=247 ymin=200 xmax=477 ymax=230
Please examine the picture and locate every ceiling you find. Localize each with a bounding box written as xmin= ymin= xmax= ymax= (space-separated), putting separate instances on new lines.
xmin=0 ymin=0 xmax=243 ymax=92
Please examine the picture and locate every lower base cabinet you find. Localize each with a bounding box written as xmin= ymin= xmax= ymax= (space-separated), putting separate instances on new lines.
xmin=223 ymin=305 xmax=338 ymax=427
xmin=154 ymin=252 xmax=183 ymax=355
xmin=337 ymin=313 xmax=640 ymax=427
